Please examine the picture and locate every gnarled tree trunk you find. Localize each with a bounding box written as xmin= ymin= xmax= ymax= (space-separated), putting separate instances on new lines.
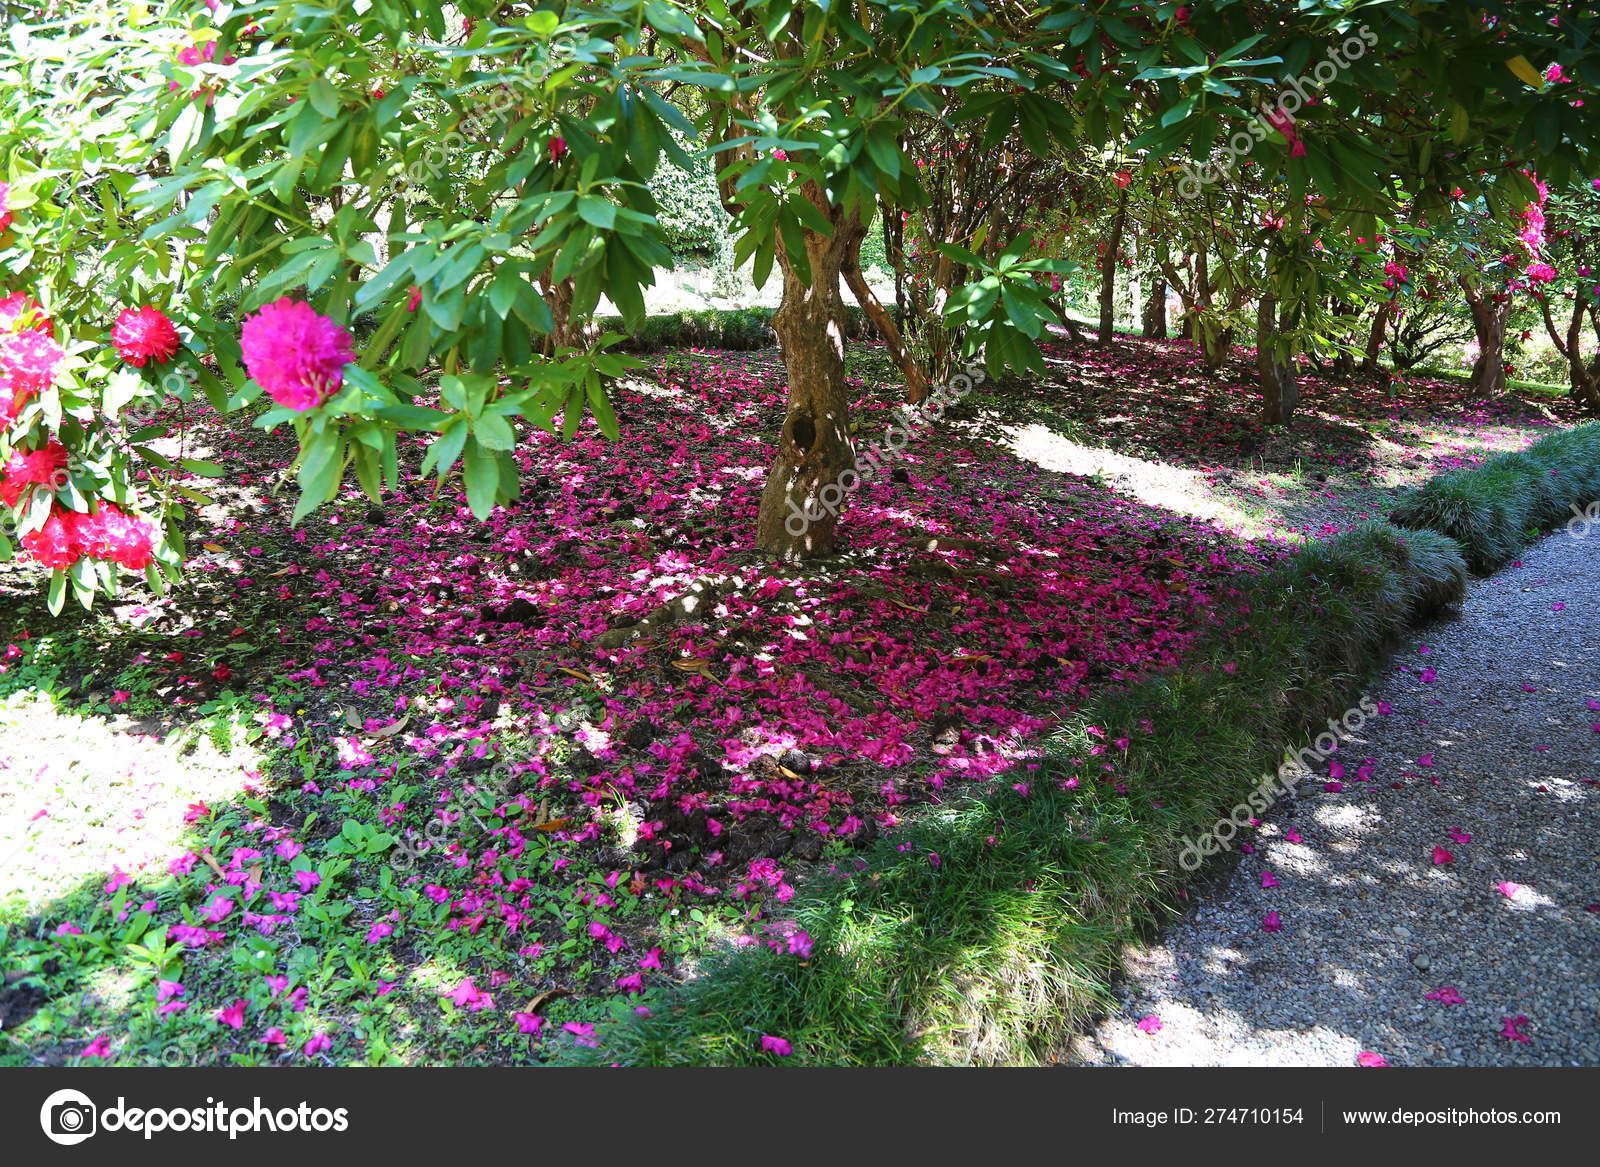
xmin=756 ymin=224 xmax=859 ymax=560
xmin=1361 ymin=299 xmax=1395 ymax=376
xmin=1533 ymin=291 xmax=1600 ymax=413
xmin=1460 ymin=277 xmax=1510 ymax=399
xmin=842 ymin=223 xmax=930 ymax=405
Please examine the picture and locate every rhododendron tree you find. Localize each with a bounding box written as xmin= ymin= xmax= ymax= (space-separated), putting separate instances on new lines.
xmin=2 ymin=0 xmax=1599 ymax=607
xmin=1525 ymin=181 xmax=1600 ymax=408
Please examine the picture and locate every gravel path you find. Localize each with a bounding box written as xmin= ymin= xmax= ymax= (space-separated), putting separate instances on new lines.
xmin=1081 ymin=527 xmax=1600 ymax=1067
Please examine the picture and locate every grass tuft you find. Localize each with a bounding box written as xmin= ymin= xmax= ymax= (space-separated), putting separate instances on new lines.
xmin=1389 ymin=422 xmax=1600 ymax=571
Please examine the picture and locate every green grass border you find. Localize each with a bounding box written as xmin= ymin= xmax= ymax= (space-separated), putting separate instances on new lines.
xmin=589 ymin=306 xmax=877 ymax=353
xmin=1390 ymin=421 xmax=1600 ymax=572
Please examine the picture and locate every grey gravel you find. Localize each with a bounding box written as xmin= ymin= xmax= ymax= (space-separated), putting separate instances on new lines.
xmin=1081 ymin=528 xmax=1600 ymax=1067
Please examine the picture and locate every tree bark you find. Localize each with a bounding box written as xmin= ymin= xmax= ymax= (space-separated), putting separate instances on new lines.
xmin=1098 ymin=187 xmax=1130 ymax=345
xmin=1464 ymin=298 xmax=1509 ymax=398
xmin=1257 ymin=293 xmax=1299 ymax=426
xmin=540 ymin=276 xmax=583 ymax=352
xmin=1361 ymin=299 xmax=1394 ymax=376
xmin=756 ymin=225 xmax=859 ymax=561
xmin=1142 ymin=275 xmax=1167 ymax=338
xmin=842 ymin=224 xmax=930 ymax=405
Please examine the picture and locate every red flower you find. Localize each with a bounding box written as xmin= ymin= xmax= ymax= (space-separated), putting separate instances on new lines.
xmin=406 ymin=285 xmax=422 ymax=312
xmin=176 ymin=40 xmax=217 ymax=67
xmin=549 ymin=136 xmax=568 ymax=163
xmin=111 ymin=306 xmax=181 ymax=367
xmin=20 ymin=505 xmax=81 ymax=570
xmin=1113 ymin=169 xmax=1132 ymax=188
xmin=1 ymin=440 xmax=68 ymax=508
xmin=67 ymin=503 xmax=156 ymax=571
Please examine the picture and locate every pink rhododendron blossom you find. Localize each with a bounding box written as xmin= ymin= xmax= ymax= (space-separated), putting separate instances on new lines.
xmin=760 ymin=1034 xmax=793 ymax=1056
xmin=0 ymin=292 xmax=53 ymax=335
xmin=1 ymin=440 xmax=68 ymax=508
xmin=447 ymin=978 xmax=493 ymax=1011
xmin=563 ymin=1022 xmax=598 ymax=1047
xmin=239 ymin=298 xmax=354 ymax=411
xmin=82 ymin=1034 xmax=113 ymax=1059
xmin=0 ymin=327 xmax=65 ymax=420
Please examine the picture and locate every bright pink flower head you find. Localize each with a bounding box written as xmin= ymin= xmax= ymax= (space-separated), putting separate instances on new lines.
xmin=759 ymin=1034 xmax=793 ymax=1056
xmin=0 ymin=328 xmax=66 ymax=420
xmin=112 ymin=306 xmax=181 ymax=367
xmin=177 ymin=40 xmax=218 ymax=67
xmin=240 ymin=297 xmax=354 ymax=411
xmin=0 ymin=181 xmax=9 ymax=232
xmin=1113 ymin=169 xmax=1132 ymax=189
xmin=0 ymin=292 xmax=53 ymax=336
xmin=82 ymin=1034 xmax=113 ymax=1059
xmin=548 ymin=136 xmax=568 ymax=163
xmin=1524 ymin=262 xmax=1557 ymax=283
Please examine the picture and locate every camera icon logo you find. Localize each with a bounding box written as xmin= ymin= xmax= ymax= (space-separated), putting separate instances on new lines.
xmin=39 ymin=1088 xmax=98 ymax=1146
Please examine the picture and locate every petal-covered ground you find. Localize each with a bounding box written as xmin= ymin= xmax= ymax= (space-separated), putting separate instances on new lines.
xmin=0 ymin=334 xmax=1581 ymax=1065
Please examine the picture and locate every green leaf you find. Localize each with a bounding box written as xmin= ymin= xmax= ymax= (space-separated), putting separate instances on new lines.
xmin=586 ymin=381 xmax=620 ymax=441
xmin=577 ymin=197 xmax=617 ymax=230
xmin=472 ymin=412 xmax=517 ymax=451
xmin=308 ymin=78 xmax=342 ymax=119
xmin=462 ymin=440 xmax=500 ymax=521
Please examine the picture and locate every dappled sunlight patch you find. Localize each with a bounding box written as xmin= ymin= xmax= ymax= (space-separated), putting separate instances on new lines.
xmin=0 ymin=692 xmax=262 ymax=917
